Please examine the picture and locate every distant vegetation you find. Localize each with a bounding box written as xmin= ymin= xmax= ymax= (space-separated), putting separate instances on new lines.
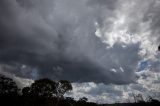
xmin=0 ymin=74 xmax=160 ymax=106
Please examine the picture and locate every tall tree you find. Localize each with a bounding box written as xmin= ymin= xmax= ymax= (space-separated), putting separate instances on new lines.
xmin=56 ymin=80 xmax=72 ymax=97
xmin=0 ymin=74 xmax=19 ymax=95
xmin=29 ymin=78 xmax=57 ymax=98
xmin=22 ymin=78 xmax=73 ymax=98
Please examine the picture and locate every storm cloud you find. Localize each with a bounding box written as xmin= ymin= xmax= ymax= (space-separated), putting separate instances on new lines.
xmin=0 ymin=0 xmax=160 ymax=86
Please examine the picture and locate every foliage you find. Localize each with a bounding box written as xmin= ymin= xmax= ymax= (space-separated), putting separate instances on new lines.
xmin=78 ymin=97 xmax=88 ymax=102
xmin=29 ymin=78 xmax=57 ymax=98
xmin=56 ymin=80 xmax=73 ymax=97
xmin=0 ymin=74 xmax=160 ymax=106
xmin=21 ymin=78 xmax=72 ymax=98
xmin=0 ymin=74 xmax=19 ymax=95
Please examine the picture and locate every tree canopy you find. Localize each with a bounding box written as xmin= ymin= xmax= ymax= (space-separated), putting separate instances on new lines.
xmin=0 ymin=74 xmax=160 ymax=106
xmin=56 ymin=80 xmax=73 ymax=97
xmin=22 ymin=78 xmax=72 ymax=98
xmin=0 ymin=74 xmax=19 ymax=95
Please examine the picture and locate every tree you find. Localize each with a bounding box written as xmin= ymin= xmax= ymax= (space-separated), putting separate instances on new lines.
xmin=29 ymin=78 xmax=57 ymax=98
xmin=21 ymin=78 xmax=72 ymax=99
xmin=0 ymin=74 xmax=19 ymax=96
xmin=78 ymin=97 xmax=88 ymax=103
xmin=22 ymin=87 xmax=30 ymax=96
xmin=56 ymin=80 xmax=72 ymax=97
xmin=146 ymin=96 xmax=159 ymax=103
xmin=132 ymin=93 xmax=144 ymax=103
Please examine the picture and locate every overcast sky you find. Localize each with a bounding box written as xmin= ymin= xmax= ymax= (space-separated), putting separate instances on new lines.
xmin=0 ymin=0 xmax=160 ymax=103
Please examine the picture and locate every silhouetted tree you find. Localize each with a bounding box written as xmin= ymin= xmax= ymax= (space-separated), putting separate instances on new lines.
xmin=132 ymin=93 xmax=145 ymax=103
xmin=29 ymin=78 xmax=57 ymax=98
xmin=56 ymin=80 xmax=72 ymax=97
xmin=24 ymin=78 xmax=72 ymax=99
xmin=79 ymin=97 xmax=88 ymax=102
xmin=0 ymin=74 xmax=19 ymax=96
xmin=146 ymin=96 xmax=159 ymax=103
xmin=22 ymin=87 xmax=30 ymax=96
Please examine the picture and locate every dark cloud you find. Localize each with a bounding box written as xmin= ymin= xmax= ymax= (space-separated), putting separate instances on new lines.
xmin=1 ymin=1 xmax=160 ymax=103
xmin=66 ymin=71 xmax=160 ymax=103
xmin=1 ymin=0 xmax=159 ymax=85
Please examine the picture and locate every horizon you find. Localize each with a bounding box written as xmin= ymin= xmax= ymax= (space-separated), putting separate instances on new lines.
xmin=0 ymin=0 xmax=160 ymax=103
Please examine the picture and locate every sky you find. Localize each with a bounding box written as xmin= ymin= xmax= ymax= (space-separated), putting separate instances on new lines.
xmin=0 ymin=0 xmax=160 ymax=103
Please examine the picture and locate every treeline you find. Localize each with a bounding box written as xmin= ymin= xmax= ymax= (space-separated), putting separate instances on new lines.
xmin=0 ymin=74 xmax=160 ymax=106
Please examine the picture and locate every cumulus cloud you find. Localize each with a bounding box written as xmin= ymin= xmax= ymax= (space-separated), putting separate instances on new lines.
xmin=0 ymin=0 xmax=135 ymax=84
xmin=66 ymin=71 xmax=160 ymax=103
xmin=0 ymin=0 xmax=160 ymax=88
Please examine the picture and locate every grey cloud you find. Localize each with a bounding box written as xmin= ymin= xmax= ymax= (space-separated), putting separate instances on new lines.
xmin=0 ymin=64 xmax=34 ymax=88
xmin=66 ymin=71 xmax=160 ymax=103
xmin=1 ymin=0 xmax=160 ymax=104
xmin=141 ymin=0 xmax=160 ymax=35
xmin=87 ymin=0 xmax=118 ymax=10
xmin=122 ymin=0 xmax=160 ymax=43
xmin=0 ymin=0 xmax=157 ymax=84
xmin=150 ymin=53 xmax=160 ymax=72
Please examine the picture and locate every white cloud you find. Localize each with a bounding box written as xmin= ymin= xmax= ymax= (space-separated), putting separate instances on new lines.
xmin=95 ymin=0 xmax=159 ymax=61
xmin=1 ymin=63 xmax=160 ymax=104
xmin=66 ymin=71 xmax=160 ymax=103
